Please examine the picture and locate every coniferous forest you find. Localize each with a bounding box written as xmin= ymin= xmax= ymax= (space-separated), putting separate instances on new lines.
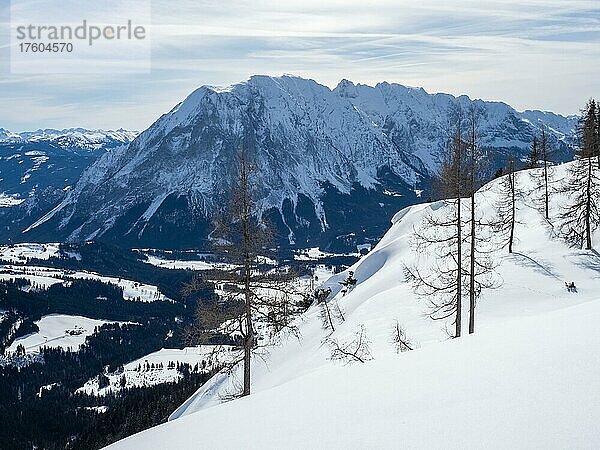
xmin=0 ymin=243 xmax=228 ymax=449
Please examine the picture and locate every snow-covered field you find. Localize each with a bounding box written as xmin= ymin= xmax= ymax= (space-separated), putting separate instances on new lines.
xmin=143 ymin=254 xmax=235 ymax=271
xmin=0 ymin=265 xmax=170 ymax=302
xmin=77 ymin=346 xmax=238 ymax=396
xmin=143 ymin=253 xmax=275 ymax=270
xmin=144 ymin=255 xmax=215 ymax=270
xmin=108 ymin=162 xmax=600 ymax=449
xmin=0 ymin=192 xmax=25 ymax=207
xmin=6 ymin=314 xmax=119 ymax=354
xmin=0 ymin=243 xmax=60 ymax=263
xmin=293 ymin=247 xmax=361 ymax=261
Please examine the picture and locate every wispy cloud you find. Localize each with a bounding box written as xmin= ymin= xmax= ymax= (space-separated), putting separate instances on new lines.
xmin=0 ymin=0 xmax=598 ymax=131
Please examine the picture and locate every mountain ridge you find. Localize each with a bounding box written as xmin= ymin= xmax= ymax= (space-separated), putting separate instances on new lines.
xmin=0 ymin=127 xmax=138 ymax=147
xmin=19 ymin=75 xmax=578 ymax=250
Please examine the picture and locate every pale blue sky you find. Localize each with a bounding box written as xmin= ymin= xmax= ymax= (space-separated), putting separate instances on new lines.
xmin=1 ymin=0 xmax=599 ymax=132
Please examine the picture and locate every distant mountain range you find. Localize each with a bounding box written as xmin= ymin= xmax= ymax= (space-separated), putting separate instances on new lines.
xmin=7 ymin=75 xmax=578 ymax=250
xmin=0 ymin=128 xmax=137 ymax=242
xmin=0 ymin=128 xmax=137 ymax=146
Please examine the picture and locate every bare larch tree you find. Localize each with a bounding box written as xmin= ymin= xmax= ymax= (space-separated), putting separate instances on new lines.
xmin=596 ymin=103 xmax=600 ymax=168
xmin=405 ymin=105 xmax=467 ymax=338
xmin=327 ymin=324 xmax=373 ymax=364
xmin=391 ymin=319 xmax=414 ymax=353
xmin=185 ymin=146 xmax=307 ymax=398
xmin=529 ymin=127 xmax=554 ymax=220
xmin=464 ymin=104 xmax=497 ymax=334
xmin=559 ymin=100 xmax=600 ymax=250
xmin=495 ymin=157 xmax=519 ymax=253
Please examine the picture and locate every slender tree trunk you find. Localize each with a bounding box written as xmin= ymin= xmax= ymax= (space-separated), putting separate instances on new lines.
xmin=585 ymin=157 xmax=592 ymax=250
xmin=241 ymin=156 xmax=253 ymax=397
xmin=597 ymin=111 xmax=600 ymax=169
xmin=454 ymin=120 xmax=463 ymax=339
xmin=541 ymin=129 xmax=550 ymax=220
xmin=509 ymin=171 xmax=515 ymax=253
xmin=323 ymin=299 xmax=335 ymax=332
xmin=456 ymin=181 xmax=462 ymax=338
xmin=543 ymin=165 xmax=549 ymax=219
xmin=543 ymin=158 xmax=549 ymax=220
xmin=243 ymin=253 xmax=252 ymax=395
xmin=469 ymin=192 xmax=476 ymax=334
xmin=468 ymin=117 xmax=476 ymax=335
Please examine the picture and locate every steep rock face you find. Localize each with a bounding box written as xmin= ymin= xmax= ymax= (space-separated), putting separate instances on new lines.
xmin=22 ymin=76 xmax=576 ymax=250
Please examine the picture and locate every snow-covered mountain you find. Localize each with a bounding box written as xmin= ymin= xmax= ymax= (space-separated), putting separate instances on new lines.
xmin=107 ymin=161 xmax=600 ymax=449
xmin=0 ymin=128 xmax=137 ymax=148
xmin=22 ymin=75 xmax=577 ymax=250
xmin=0 ymin=128 xmax=137 ymax=243
xmin=0 ymin=128 xmax=21 ymax=141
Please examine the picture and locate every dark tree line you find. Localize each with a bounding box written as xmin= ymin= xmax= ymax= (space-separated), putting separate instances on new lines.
xmin=0 ymin=278 xmax=193 ymax=325
xmin=1 ymin=359 xmax=213 ymax=450
xmin=23 ymin=241 xmax=208 ymax=305
xmin=70 ymin=368 xmax=214 ymax=450
xmin=0 ymin=269 xmax=231 ymax=449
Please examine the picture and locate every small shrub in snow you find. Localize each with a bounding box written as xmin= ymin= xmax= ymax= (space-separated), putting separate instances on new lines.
xmin=327 ymin=325 xmax=373 ymax=364
xmin=391 ymin=320 xmax=414 ymax=353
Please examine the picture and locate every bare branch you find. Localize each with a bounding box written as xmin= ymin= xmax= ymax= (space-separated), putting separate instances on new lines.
xmin=327 ymin=325 xmax=373 ymax=364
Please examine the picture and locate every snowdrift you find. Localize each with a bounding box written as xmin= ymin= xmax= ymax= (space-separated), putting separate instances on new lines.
xmin=107 ymin=162 xmax=600 ymax=449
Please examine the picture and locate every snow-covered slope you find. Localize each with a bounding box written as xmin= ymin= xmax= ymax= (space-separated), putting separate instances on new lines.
xmin=77 ymin=346 xmax=236 ymax=396
xmin=23 ymin=75 xmax=576 ymax=250
xmin=107 ymin=161 xmax=600 ymax=449
xmin=108 ymin=302 xmax=600 ymax=450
